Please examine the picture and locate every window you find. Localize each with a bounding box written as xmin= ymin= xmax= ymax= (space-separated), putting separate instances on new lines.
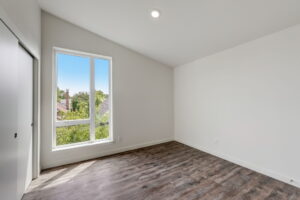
xmin=53 ymin=48 xmax=112 ymax=148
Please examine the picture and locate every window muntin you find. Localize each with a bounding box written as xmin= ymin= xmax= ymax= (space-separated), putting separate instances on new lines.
xmin=54 ymin=48 xmax=112 ymax=148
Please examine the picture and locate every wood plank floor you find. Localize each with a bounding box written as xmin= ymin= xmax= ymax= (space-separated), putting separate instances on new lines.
xmin=23 ymin=142 xmax=300 ymax=200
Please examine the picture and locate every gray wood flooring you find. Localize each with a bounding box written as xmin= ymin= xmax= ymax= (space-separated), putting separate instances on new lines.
xmin=23 ymin=142 xmax=300 ymax=200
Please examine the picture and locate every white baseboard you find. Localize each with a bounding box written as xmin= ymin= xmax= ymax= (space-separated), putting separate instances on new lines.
xmin=44 ymin=138 xmax=173 ymax=169
xmin=175 ymin=138 xmax=300 ymax=188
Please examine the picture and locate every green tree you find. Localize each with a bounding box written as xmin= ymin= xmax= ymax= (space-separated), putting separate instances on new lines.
xmin=95 ymin=90 xmax=107 ymax=108
xmin=72 ymin=92 xmax=89 ymax=112
xmin=57 ymin=87 xmax=65 ymax=102
xmin=56 ymin=90 xmax=110 ymax=145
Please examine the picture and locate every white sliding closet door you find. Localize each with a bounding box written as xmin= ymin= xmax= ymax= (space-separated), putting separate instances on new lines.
xmin=0 ymin=20 xmax=34 ymax=200
xmin=0 ymin=21 xmax=19 ymax=200
xmin=17 ymin=45 xmax=33 ymax=199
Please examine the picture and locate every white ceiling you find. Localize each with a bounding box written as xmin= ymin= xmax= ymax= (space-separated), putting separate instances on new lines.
xmin=38 ymin=0 xmax=300 ymax=67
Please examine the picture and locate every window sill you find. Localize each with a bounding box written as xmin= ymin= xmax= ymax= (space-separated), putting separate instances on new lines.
xmin=52 ymin=139 xmax=114 ymax=152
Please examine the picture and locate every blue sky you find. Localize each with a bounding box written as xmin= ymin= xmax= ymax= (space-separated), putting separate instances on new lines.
xmin=57 ymin=53 xmax=109 ymax=96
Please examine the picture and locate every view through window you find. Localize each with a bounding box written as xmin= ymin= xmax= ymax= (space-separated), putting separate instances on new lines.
xmin=55 ymin=49 xmax=111 ymax=147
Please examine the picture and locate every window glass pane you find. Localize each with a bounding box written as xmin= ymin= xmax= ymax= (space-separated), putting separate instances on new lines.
xmin=95 ymin=58 xmax=110 ymax=140
xmin=56 ymin=53 xmax=90 ymax=121
xmin=56 ymin=124 xmax=90 ymax=146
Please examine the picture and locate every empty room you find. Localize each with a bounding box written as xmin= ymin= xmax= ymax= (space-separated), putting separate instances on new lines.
xmin=1 ymin=0 xmax=300 ymax=199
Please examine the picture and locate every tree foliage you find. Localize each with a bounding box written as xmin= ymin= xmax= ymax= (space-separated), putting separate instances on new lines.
xmin=57 ymin=87 xmax=65 ymax=102
xmin=57 ymin=89 xmax=109 ymax=145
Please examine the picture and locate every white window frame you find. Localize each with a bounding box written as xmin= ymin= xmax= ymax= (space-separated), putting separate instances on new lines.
xmin=52 ymin=47 xmax=113 ymax=150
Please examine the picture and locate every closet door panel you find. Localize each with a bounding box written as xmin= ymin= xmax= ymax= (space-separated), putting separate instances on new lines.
xmin=0 ymin=21 xmax=19 ymax=200
xmin=17 ymin=45 xmax=33 ymax=199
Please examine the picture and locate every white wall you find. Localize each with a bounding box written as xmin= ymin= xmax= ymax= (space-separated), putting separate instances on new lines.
xmin=175 ymin=24 xmax=300 ymax=187
xmin=0 ymin=0 xmax=41 ymax=58
xmin=41 ymin=12 xmax=173 ymax=169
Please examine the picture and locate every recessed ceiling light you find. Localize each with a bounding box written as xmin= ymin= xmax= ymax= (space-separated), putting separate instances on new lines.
xmin=151 ymin=10 xmax=160 ymax=19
